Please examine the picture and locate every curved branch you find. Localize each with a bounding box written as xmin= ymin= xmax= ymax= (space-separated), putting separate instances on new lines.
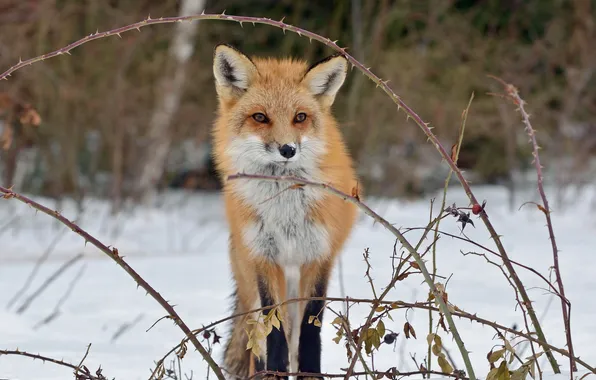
xmin=0 ymin=186 xmax=224 ymax=380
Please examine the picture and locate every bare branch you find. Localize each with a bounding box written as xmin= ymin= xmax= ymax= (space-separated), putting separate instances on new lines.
xmin=0 ymin=186 xmax=224 ymax=380
xmin=491 ymin=77 xmax=576 ymax=374
xmin=0 ymin=348 xmax=105 ymax=380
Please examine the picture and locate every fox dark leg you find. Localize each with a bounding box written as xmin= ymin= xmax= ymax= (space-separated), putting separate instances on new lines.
xmin=258 ymin=275 xmax=289 ymax=379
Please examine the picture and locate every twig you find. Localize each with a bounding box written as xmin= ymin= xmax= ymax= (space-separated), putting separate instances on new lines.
xmin=403 ymin=227 xmax=564 ymax=299
xmin=428 ymin=92 xmax=473 ymax=373
xmin=0 ymin=349 xmax=104 ymax=380
xmin=0 ymin=186 xmax=225 ymax=380
xmin=492 ymin=77 xmax=576 ymax=374
xmin=74 ymin=343 xmax=92 ymax=378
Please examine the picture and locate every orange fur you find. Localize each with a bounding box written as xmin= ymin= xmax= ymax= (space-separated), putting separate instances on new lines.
xmin=212 ymin=44 xmax=360 ymax=378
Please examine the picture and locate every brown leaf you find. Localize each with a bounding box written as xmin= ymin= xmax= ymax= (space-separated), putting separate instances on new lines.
xmin=451 ymin=144 xmax=458 ymax=162
xmin=410 ymin=261 xmax=420 ymax=270
xmin=403 ymin=322 xmax=416 ymax=339
xmin=19 ymin=105 xmax=41 ymax=126
xmin=438 ymin=314 xmax=448 ymax=332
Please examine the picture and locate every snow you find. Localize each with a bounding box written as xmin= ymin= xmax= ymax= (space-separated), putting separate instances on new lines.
xmin=0 ymin=185 xmax=595 ymax=379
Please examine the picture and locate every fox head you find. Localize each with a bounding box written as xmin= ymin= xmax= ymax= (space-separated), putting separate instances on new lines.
xmin=212 ymin=44 xmax=349 ymax=177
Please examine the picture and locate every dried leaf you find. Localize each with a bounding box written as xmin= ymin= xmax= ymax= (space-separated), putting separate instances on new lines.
xmin=536 ymin=204 xmax=548 ymax=215
xmin=496 ymin=360 xmax=511 ymax=380
xmin=438 ymin=356 xmax=454 ymax=374
xmin=332 ymin=329 xmax=343 ymax=344
xmin=403 ymin=322 xmax=416 ymax=339
xmin=487 ymin=367 xmax=499 ymax=380
xmin=488 ymin=348 xmax=506 ymax=364
xmin=270 ymin=314 xmax=280 ymax=330
xmin=377 ymin=320 xmax=385 ymax=337
xmin=331 ymin=317 xmax=343 ymax=326
xmin=375 ymin=306 xmax=385 ymax=312
xmin=19 ymin=105 xmax=41 ymax=126
xmin=451 ymin=144 xmax=458 ymax=162
xmin=313 ymin=318 xmax=322 ymax=327
xmin=308 ymin=315 xmax=316 ymax=324
xmin=426 ymin=333 xmax=436 ymax=346
xmin=410 ymin=261 xmax=420 ymax=270
xmin=511 ymin=365 xmax=530 ymax=380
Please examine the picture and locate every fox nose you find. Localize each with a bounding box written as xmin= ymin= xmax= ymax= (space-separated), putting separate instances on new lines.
xmin=279 ymin=144 xmax=296 ymax=159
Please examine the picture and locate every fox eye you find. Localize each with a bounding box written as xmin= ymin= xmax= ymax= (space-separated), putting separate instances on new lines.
xmin=294 ymin=112 xmax=307 ymax=123
xmin=252 ymin=113 xmax=269 ymax=123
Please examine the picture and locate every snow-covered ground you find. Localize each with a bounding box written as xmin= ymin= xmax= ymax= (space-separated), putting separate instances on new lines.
xmin=1 ymin=185 xmax=595 ymax=379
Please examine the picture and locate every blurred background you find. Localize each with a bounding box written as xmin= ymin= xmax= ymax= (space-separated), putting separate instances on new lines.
xmin=1 ymin=0 xmax=595 ymax=210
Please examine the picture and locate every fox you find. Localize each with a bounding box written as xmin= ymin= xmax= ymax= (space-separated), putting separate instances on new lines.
xmin=211 ymin=44 xmax=360 ymax=380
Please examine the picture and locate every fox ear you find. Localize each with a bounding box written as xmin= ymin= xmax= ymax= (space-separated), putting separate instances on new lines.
xmin=302 ymin=54 xmax=348 ymax=105
xmin=213 ymin=44 xmax=258 ymax=98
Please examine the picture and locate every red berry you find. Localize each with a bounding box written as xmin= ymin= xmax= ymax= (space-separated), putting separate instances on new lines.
xmin=472 ymin=204 xmax=482 ymax=215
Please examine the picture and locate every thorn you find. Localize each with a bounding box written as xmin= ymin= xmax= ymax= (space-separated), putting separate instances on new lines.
xmin=239 ymin=21 xmax=244 ymax=28
xmin=136 ymin=27 xmax=141 ymax=32
xmin=221 ymin=9 xmax=226 ymax=15
xmin=147 ymin=14 xmax=152 ymax=20
xmin=18 ymin=57 xmax=22 ymax=63
xmin=280 ymin=16 xmax=286 ymax=23
xmin=116 ymin=33 xmax=122 ymax=38
xmin=201 ymin=9 xmax=205 ymax=15
xmin=297 ymin=31 xmax=302 ymax=36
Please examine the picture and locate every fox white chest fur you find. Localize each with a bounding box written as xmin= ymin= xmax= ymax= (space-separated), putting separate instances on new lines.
xmin=228 ymin=135 xmax=331 ymax=266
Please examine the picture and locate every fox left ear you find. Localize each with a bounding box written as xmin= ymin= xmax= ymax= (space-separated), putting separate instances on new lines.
xmin=213 ymin=44 xmax=258 ymax=100
xmin=302 ymin=54 xmax=348 ymax=105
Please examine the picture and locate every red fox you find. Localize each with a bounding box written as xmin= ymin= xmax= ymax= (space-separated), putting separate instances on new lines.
xmin=211 ymin=44 xmax=359 ymax=379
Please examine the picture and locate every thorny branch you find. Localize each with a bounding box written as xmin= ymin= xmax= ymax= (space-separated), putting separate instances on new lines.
xmin=0 ymin=186 xmax=225 ymax=380
xmin=490 ymin=76 xmax=576 ymax=375
xmin=0 ymin=348 xmax=106 ymax=380
xmin=0 ymin=11 xmax=559 ymax=373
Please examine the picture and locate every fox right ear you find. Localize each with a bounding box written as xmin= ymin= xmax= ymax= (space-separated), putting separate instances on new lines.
xmin=213 ymin=44 xmax=257 ymax=97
